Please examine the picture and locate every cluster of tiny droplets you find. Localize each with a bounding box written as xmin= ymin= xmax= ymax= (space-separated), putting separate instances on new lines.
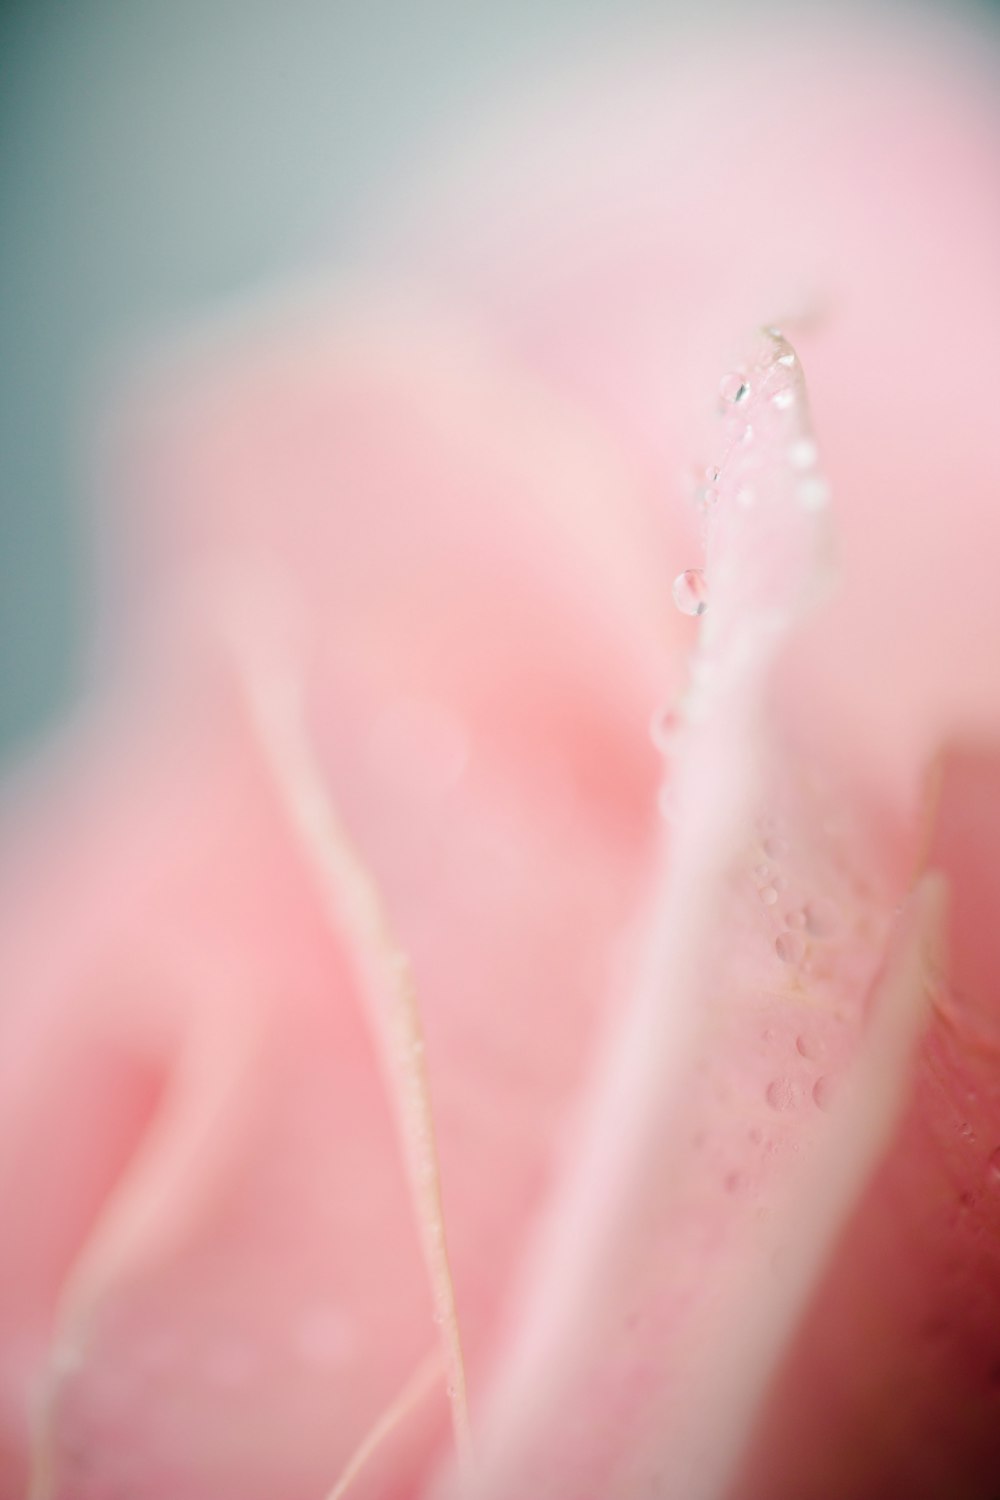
xmin=653 ymin=326 xmax=832 ymax=826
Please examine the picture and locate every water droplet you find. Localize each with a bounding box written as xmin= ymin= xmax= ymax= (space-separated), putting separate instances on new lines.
xmin=672 ymin=568 xmax=709 ymax=616
xmin=989 ymin=1147 xmax=1000 ymax=1181
xmin=812 ymin=1074 xmax=837 ymax=1112
xmin=795 ymin=1032 xmax=820 ymax=1058
xmin=766 ymin=1076 xmax=801 ymax=1112
xmin=776 ymin=931 xmax=806 ymax=964
xmin=786 ymin=909 xmax=807 ymax=930
xmin=763 ymin=835 xmax=788 ymax=859
xmin=755 ymin=862 xmax=771 ymax=880
xmin=789 ymin=438 xmax=818 ymax=469
xmin=798 ymin=476 xmax=831 ymax=510
xmin=649 ymin=705 xmax=681 ymax=754
xmin=720 ymin=373 xmax=751 ymax=404
xmin=760 ymin=884 xmax=779 ymax=906
xmin=805 ymin=898 xmax=840 ymax=938
xmin=772 ymin=388 xmax=795 ymax=410
xmin=777 ymin=351 xmax=796 ymax=367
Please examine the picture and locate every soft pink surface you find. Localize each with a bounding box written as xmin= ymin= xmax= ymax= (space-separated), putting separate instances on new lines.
xmin=1 ymin=7 xmax=1000 ymax=1500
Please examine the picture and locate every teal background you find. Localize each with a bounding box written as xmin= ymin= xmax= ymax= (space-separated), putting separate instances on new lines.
xmin=1 ymin=0 xmax=997 ymax=765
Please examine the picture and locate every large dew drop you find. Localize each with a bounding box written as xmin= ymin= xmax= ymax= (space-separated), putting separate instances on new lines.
xmin=672 ymin=568 xmax=709 ymax=617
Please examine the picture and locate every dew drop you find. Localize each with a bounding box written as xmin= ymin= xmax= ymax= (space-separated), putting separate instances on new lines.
xmin=649 ymin=705 xmax=681 ymax=754
xmin=760 ymin=884 xmax=779 ymax=907
xmin=763 ymin=835 xmax=788 ymax=859
xmin=795 ymin=1032 xmax=817 ymax=1058
xmin=705 ymin=465 xmax=720 ymax=483
xmin=812 ymin=1074 xmax=837 ymax=1112
xmin=672 ymin=568 xmax=709 ymax=616
xmin=777 ymin=351 xmax=796 ymax=367
xmin=775 ymin=931 xmax=806 ymax=964
xmin=772 ymin=389 xmax=795 ymax=410
xmin=789 ymin=438 xmax=818 ymax=469
xmin=798 ymin=476 xmax=831 ymax=510
xmin=755 ymin=862 xmax=771 ymax=880
xmin=786 ymin=909 xmax=807 ymax=930
xmin=766 ymin=1076 xmax=800 ymax=1112
xmin=805 ymin=898 xmax=840 ymax=938
xmin=720 ymin=372 xmax=751 ymax=404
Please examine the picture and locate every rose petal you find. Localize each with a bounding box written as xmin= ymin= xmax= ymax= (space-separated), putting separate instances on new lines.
xmin=99 ymin=296 xmax=669 ymax=1388
xmin=2 ymin=300 xmax=672 ymax=1494
xmin=433 ymin=338 xmax=933 ymax=1500
xmin=735 ymin=746 xmax=1000 ymax=1500
xmin=390 ymin=9 xmax=1000 ymax=820
xmin=0 ymin=670 xmax=443 ymax=1500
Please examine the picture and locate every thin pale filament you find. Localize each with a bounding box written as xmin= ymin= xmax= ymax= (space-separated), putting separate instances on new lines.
xmin=232 ymin=633 xmax=473 ymax=1472
xmin=326 ymin=1350 xmax=443 ymax=1500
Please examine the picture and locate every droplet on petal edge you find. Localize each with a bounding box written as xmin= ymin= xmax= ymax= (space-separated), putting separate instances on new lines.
xmin=672 ymin=568 xmax=709 ymax=616
xmin=804 ymin=897 xmax=840 ymax=938
xmin=650 ymin=705 xmax=681 ymax=754
xmin=697 ymin=329 xmax=833 ymax=628
xmin=655 ymin=329 xmax=830 ymax=821
xmin=812 ymin=1074 xmax=837 ymax=1112
xmin=775 ymin=931 xmax=806 ymax=965
xmin=719 ymin=372 xmax=752 ymax=404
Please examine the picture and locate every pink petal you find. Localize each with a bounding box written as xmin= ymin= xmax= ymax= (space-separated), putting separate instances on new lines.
xmin=2 ymin=302 xmax=671 ymax=1494
xmin=388 ymin=8 xmax=1000 ymax=821
xmin=735 ymin=747 xmax=1000 ymax=1500
xmin=433 ymin=336 xmax=938 ymax=1499
xmin=0 ymin=670 xmax=444 ymax=1500
xmin=98 ymin=295 xmax=669 ymax=1379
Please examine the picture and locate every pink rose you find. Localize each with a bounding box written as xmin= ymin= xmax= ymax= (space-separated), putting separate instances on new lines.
xmin=2 ymin=7 xmax=1000 ymax=1499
